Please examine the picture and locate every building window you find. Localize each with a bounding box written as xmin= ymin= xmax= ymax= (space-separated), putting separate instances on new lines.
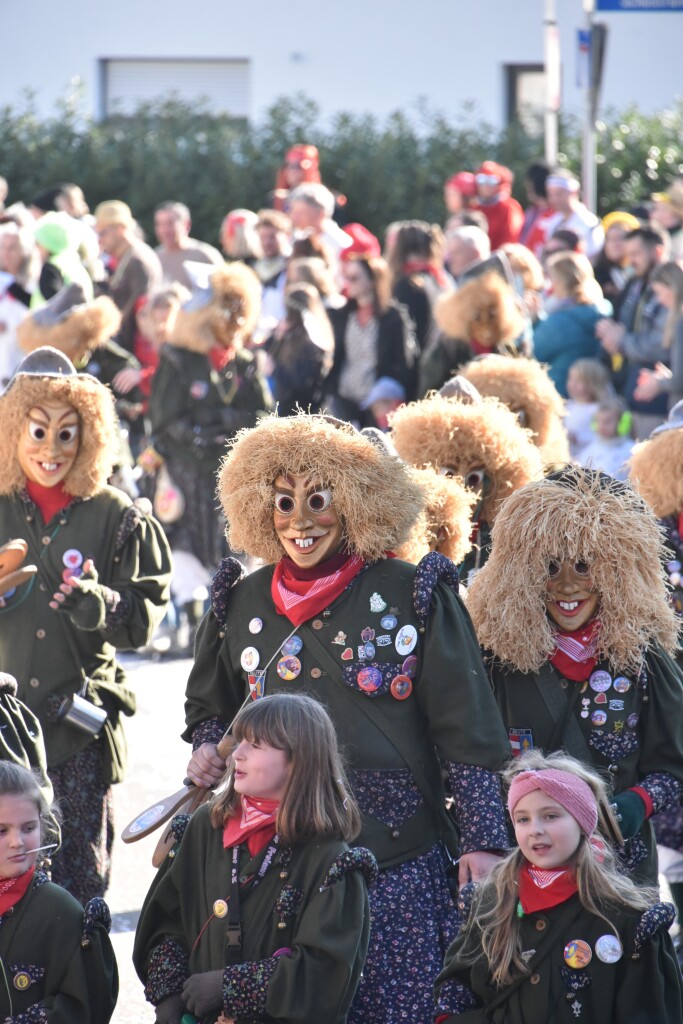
xmin=98 ymin=57 xmax=250 ymax=119
xmin=505 ymin=63 xmax=547 ymax=137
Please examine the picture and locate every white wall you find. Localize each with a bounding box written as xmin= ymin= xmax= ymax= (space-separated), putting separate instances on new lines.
xmin=2 ymin=0 xmax=681 ymax=125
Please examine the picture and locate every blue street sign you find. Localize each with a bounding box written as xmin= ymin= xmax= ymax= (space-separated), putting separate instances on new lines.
xmin=596 ymin=0 xmax=683 ymax=9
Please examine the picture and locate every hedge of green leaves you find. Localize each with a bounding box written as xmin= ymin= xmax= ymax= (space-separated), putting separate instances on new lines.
xmin=1 ymin=89 xmax=681 ymax=247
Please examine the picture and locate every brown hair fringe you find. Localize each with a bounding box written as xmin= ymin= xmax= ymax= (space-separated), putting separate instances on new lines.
xmin=0 ymin=375 xmax=119 ymax=497
xmin=389 ymin=393 xmax=543 ymax=524
xmin=217 ymin=413 xmax=423 ymax=563
xmin=170 ymin=262 xmax=262 ymax=353
xmin=466 ymin=469 xmax=678 ymax=673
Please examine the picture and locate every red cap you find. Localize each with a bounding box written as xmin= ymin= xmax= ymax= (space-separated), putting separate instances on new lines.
xmin=285 ymin=144 xmax=319 ymax=172
xmin=340 ymin=223 xmax=381 ymax=261
xmin=445 ymin=171 xmax=477 ymax=198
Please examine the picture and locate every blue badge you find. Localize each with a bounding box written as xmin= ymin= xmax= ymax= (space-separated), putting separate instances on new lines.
xmin=190 ymin=380 xmax=209 ymax=400
xmin=380 ymin=615 xmax=398 ymax=630
xmin=364 ymin=642 xmax=376 ymax=659
xmin=281 ymin=635 xmax=303 ymax=657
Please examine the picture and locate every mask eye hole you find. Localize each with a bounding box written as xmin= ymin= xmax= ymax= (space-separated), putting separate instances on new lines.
xmin=274 ymin=494 xmax=295 ymax=515
xmin=574 ymin=560 xmax=590 ymax=576
xmin=307 ymin=489 xmax=332 ymax=513
xmin=464 ymin=469 xmax=485 ymax=490
xmin=28 ymin=422 xmax=47 ymax=441
xmin=438 ymin=466 xmax=456 ymax=479
xmin=58 ymin=425 xmax=78 ymax=444
xmin=515 ymin=409 xmax=528 ymax=427
xmin=548 ymin=561 xmax=561 ymax=579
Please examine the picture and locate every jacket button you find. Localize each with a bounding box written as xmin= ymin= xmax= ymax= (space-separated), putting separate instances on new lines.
xmin=535 ymin=919 xmax=547 ymax=931
xmin=36 ymin=629 xmax=46 ymax=639
xmin=530 ymin=973 xmax=541 ymax=985
xmin=560 ymin=679 xmax=568 ymax=689
xmin=310 ymin=667 xmax=322 ymax=679
xmin=391 ymin=830 xmax=400 ymax=839
xmin=29 ymin=678 xmax=40 ymax=688
xmin=41 ymin=536 xmax=51 ymax=546
xmin=312 ymin=619 xmax=323 ymax=630
xmin=608 ymin=764 xmax=619 ymax=774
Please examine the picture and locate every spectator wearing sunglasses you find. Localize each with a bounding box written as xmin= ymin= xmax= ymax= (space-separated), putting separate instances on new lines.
xmin=471 ymin=161 xmax=524 ymax=250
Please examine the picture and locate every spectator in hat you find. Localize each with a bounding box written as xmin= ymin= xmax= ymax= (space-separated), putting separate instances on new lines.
xmin=154 ymin=200 xmax=223 ymax=290
xmin=471 ymin=160 xmax=524 ymax=250
xmin=94 ymin=200 xmax=162 ymax=352
xmin=219 ymin=208 xmax=261 ymax=266
xmin=592 ymin=211 xmax=641 ymax=310
xmin=31 ymin=211 xmax=93 ymax=309
xmin=545 ymin=169 xmax=604 ymax=259
xmin=650 ymin=179 xmax=683 ymax=261
xmin=444 ymin=171 xmax=477 ymax=216
xmin=360 ymin=375 xmax=405 ymax=431
xmin=519 ymin=160 xmax=554 ymax=258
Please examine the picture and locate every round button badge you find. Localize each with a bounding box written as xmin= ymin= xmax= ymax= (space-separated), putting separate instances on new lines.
xmin=563 ymin=939 xmax=592 ymax=969
xmin=357 ymin=666 xmax=383 ymax=692
xmin=390 ymin=675 xmax=413 ymax=700
xmin=402 ymin=655 xmax=418 ymax=679
xmin=248 ymin=617 xmax=263 ymax=634
xmin=380 ymin=614 xmax=397 ymax=630
xmin=277 ymin=656 xmax=301 ymax=681
xmin=613 ymin=676 xmax=631 ymax=694
xmin=395 ymin=625 xmax=417 ymax=655
xmin=240 ymin=647 xmax=260 ymax=672
xmin=591 ymin=710 xmax=607 ymax=726
xmin=589 ymin=670 xmax=612 ymax=693
xmin=595 ymin=934 xmax=623 ymax=963
xmin=281 ymin=635 xmax=303 ymax=657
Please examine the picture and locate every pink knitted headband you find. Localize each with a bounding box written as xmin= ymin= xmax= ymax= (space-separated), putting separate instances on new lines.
xmin=507 ymin=768 xmax=598 ymax=837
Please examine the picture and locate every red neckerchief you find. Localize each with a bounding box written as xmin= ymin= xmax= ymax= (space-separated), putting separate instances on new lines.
xmin=470 ymin=338 xmax=495 ymax=356
xmin=549 ymin=618 xmax=601 ymax=682
xmin=208 ymin=346 xmax=234 ymax=372
xmin=518 ymin=861 xmax=577 ymax=914
xmin=271 ymin=551 xmax=365 ymax=627
xmin=401 ymin=259 xmax=447 ymax=289
xmin=0 ymin=865 xmax=35 ymax=916
xmin=678 ymin=512 xmax=683 ymax=540
xmin=223 ymin=796 xmax=279 ymax=857
xmin=26 ymin=480 xmax=72 ymax=524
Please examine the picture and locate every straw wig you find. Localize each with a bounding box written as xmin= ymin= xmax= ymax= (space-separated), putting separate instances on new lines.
xmin=0 ymin=374 xmax=119 ymax=497
xmin=218 ymin=414 xmax=423 ymax=563
xmin=629 ymin=430 xmax=683 ymax=518
xmin=389 ymin=393 xmax=543 ymax=524
xmin=396 ymin=468 xmax=476 ymax=565
xmin=434 ymin=272 xmax=524 ymax=352
xmin=170 ymin=262 xmax=261 ymax=353
xmin=17 ymin=297 xmax=121 ymax=364
xmin=461 ymin=354 xmax=570 ymax=465
xmin=467 ymin=468 xmax=678 ymax=674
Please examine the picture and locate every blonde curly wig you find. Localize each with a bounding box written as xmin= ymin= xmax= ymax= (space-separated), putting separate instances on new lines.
xmin=434 ymin=271 xmax=524 ymax=350
xmin=461 ymin=354 xmax=569 ymax=465
xmin=629 ymin=429 xmax=683 ymax=518
xmin=217 ymin=414 xmax=423 ymax=563
xmin=467 ymin=468 xmax=678 ymax=673
xmin=17 ymin=297 xmax=122 ymax=364
xmin=0 ymin=373 xmax=119 ymax=497
xmin=170 ymin=262 xmax=261 ymax=353
xmin=389 ymin=393 xmax=543 ymax=523
xmin=395 ymin=468 xmax=476 ymax=565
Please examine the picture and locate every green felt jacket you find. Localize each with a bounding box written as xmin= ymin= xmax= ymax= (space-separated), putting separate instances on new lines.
xmin=0 ymin=873 xmax=118 ymax=1023
xmin=436 ymin=888 xmax=682 ymax=1024
xmin=489 ymin=647 xmax=683 ymax=883
xmin=0 ymin=487 xmax=172 ymax=779
xmin=184 ymin=558 xmax=511 ymax=868
xmin=133 ymin=805 xmax=373 ymax=1024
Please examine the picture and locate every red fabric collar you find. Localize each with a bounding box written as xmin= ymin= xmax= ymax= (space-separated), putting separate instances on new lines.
xmin=518 ymin=861 xmax=577 ymax=914
xmin=0 ymin=865 xmax=35 ymax=915
xmin=549 ymin=618 xmax=601 ymax=682
xmin=271 ymin=551 xmax=365 ymax=627
xmin=401 ymin=259 xmax=447 ymax=289
xmin=678 ymin=511 xmax=683 ymax=539
xmin=223 ymin=796 xmax=279 ymax=857
xmin=26 ymin=480 xmax=72 ymax=524
xmin=208 ymin=346 xmax=234 ymax=371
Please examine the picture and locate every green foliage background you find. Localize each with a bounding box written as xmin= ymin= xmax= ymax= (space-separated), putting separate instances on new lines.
xmin=1 ymin=89 xmax=682 ymax=247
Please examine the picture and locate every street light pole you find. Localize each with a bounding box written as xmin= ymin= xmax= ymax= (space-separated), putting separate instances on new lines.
xmin=544 ymin=0 xmax=560 ymax=167
xmin=582 ymin=0 xmax=597 ymax=211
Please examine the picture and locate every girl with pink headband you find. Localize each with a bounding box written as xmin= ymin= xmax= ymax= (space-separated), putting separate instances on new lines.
xmin=435 ymin=749 xmax=682 ymax=1023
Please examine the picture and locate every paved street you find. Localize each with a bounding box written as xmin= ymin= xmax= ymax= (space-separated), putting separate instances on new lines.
xmin=108 ymin=650 xmax=194 ymax=1023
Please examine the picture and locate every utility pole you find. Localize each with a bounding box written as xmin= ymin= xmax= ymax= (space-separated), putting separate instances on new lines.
xmin=544 ymin=0 xmax=560 ymax=167
xmin=582 ymin=0 xmax=597 ymax=212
